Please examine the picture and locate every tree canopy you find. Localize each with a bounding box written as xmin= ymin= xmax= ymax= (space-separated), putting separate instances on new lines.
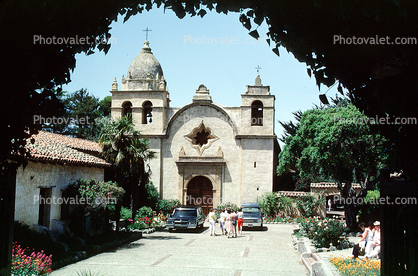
xmin=279 ymin=105 xmax=387 ymax=183
xmin=278 ymin=104 xmax=387 ymax=228
xmin=42 ymin=89 xmax=111 ymax=141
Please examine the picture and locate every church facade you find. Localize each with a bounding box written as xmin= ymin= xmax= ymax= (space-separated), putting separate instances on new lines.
xmin=110 ymin=41 xmax=279 ymax=212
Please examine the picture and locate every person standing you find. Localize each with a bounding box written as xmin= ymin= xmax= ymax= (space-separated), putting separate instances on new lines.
xmin=231 ymin=210 xmax=238 ymax=238
xmin=237 ymin=208 xmax=244 ymax=235
xmin=225 ymin=209 xmax=233 ymax=238
xmin=208 ymin=208 xmax=217 ymax=236
xmin=220 ymin=208 xmax=227 ymax=235
xmin=328 ymin=198 xmax=332 ymax=212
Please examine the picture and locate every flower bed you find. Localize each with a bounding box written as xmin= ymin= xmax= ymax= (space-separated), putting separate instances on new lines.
xmin=12 ymin=243 xmax=52 ymax=276
xmin=121 ymin=206 xmax=167 ymax=230
xmin=329 ymin=256 xmax=380 ymax=276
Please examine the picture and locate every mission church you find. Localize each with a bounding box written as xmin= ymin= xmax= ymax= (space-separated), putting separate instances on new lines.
xmin=110 ymin=40 xmax=280 ymax=212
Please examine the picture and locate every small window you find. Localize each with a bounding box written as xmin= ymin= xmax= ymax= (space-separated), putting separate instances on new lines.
xmin=251 ymin=100 xmax=263 ymax=126
xmin=122 ymin=101 xmax=132 ymax=117
xmin=142 ymin=101 xmax=153 ymax=124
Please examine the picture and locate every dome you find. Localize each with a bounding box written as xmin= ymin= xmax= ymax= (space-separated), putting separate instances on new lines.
xmin=127 ymin=41 xmax=163 ymax=80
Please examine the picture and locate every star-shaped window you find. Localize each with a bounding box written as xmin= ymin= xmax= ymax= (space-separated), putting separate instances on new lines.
xmin=185 ymin=121 xmax=218 ymax=155
xmin=195 ymin=129 xmax=210 ymax=146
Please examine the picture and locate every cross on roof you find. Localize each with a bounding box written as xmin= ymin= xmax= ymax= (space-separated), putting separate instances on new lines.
xmin=255 ymin=65 xmax=262 ymax=74
xmin=142 ymin=27 xmax=152 ymax=40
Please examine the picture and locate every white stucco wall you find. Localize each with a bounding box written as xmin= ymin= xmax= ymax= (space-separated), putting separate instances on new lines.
xmin=239 ymin=139 xmax=275 ymax=204
xmin=163 ymin=105 xmax=240 ymax=201
xmin=15 ymin=162 xmax=104 ymax=227
xmin=113 ymin=85 xmax=278 ymax=208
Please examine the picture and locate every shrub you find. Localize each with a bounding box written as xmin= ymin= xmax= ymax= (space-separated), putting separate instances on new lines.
xmin=144 ymin=182 xmax=160 ymax=209
xmin=296 ymin=193 xmax=325 ymax=217
xmin=257 ymin=192 xmax=280 ymax=216
xmin=70 ymin=179 xmax=125 ymax=210
xmin=157 ymin=199 xmax=181 ymax=215
xmin=127 ymin=215 xmax=153 ymax=230
xmin=364 ymin=190 xmax=380 ymax=203
xmin=216 ymin=203 xmax=239 ymax=213
xmin=300 ymin=217 xmax=349 ymax=248
xmin=127 ymin=221 xmax=148 ymax=230
xmin=136 ymin=206 xmax=153 ymax=220
xmin=277 ymin=196 xmax=294 ymax=216
xmin=120 ymin=206 xmax=132 ymax=220
xmin=357 ymin=189 xmax=380 ymax=223
xmin=11 ymin=243 xmax=53 ymax=276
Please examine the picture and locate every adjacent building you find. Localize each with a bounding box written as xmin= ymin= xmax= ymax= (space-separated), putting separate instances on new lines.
xmin=15 ymin=131 xmax=110 ymax=228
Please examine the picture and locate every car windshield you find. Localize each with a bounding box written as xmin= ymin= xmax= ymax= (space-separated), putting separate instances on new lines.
xmin=173 ymin=210 xmax=198 ymax=217
xmin=242 ymin=207 xmax=260 ymax=213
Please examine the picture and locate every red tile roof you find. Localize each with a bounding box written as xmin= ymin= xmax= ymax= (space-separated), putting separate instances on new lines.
xmin=26 ymin=131 xmax=110 ymax=167
xmin=310 ymin=182 xmax=362 ymax=189
xmin=276 ymin=191 xmax=312 ymax=197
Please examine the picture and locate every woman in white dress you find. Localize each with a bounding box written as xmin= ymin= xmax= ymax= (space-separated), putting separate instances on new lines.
xmin=225 ymin=209 xmax=233 ymax=238
xmin=365 ymin=221 xmax=376 ymax=255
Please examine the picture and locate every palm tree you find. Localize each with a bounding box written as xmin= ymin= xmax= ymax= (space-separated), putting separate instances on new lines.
xmin=99 ymin=114 xmax=155 ymax=226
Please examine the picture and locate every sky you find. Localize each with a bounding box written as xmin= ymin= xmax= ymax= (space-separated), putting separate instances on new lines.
xmin=62 ymin=7 xmax=338 ymax=145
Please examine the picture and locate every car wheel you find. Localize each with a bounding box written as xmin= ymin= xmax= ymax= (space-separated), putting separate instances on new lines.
xmin=168 ymin=228 xmax=173 ymax=232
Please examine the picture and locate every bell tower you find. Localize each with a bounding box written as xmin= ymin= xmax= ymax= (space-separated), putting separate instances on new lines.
xmin=110 ymin=40 xmax=169 ymax=135
xmin=240 ymin=73 xmax=275 ymax=136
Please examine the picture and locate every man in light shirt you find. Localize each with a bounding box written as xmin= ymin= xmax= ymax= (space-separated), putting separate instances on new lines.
xmin=208 ymin=208 xmax=217 ymax=236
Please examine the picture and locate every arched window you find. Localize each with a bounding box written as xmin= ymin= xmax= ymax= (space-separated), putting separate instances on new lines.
xmin=122 ymin=101 xmax=132 ymax=117
xmin=142 ymin=101 xmax=153 ymax=124
xmin=251 ymin=100 xmax=263 ymax=126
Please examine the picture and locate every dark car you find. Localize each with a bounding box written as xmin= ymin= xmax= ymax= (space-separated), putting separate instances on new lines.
xmin=166 ymin=206 xmax=205 ymax=231
xmin=241 ymin=202 xmax=263 ymax=228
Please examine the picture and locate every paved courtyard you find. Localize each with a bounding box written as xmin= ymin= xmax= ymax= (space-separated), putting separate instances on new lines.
xmin=51 ymin=223 xmax=308 ymax=276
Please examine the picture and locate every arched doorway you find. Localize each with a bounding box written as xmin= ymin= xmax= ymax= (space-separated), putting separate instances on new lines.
xmin=187 ymin=176 xmax=213 ymax=215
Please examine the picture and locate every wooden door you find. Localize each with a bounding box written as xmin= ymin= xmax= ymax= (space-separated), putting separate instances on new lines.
xmin=187 ymin=176 xmax=213 ymax=215
xmin=38 ymin=187 xmax=52 ymax=228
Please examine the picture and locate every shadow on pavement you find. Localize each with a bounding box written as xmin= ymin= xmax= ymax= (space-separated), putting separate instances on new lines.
xmin=103 ymin=242 xmax=145 ymax=253
xmin=144 ymin=235 xmax=182 ymax=240
xmin=119 ymin=243 xmax=144 ymax=249
xmin=163 ymin=226 xmax=209 ymax=234
xmin=243 ymin=226 xmax=268 ymax=231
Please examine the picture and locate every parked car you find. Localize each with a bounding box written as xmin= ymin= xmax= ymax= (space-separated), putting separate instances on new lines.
xmin=241 ymin=202 xmax=263 ymax=229
xmin=166 ymin=206 xmax=205 ymax=231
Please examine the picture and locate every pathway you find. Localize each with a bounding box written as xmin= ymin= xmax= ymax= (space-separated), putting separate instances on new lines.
xmin=51 ymin=223 xmax=308 ymax=276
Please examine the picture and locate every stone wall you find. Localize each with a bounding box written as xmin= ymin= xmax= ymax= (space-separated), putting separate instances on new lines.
xmin=15 ymin=161 xmax=104 ymax=227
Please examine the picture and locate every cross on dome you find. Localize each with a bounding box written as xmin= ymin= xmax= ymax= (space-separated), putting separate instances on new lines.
xmin=142 ymin=27 xmax=152 ymax=41
xmin=255 ymin=65 xmax=262 ymax=74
